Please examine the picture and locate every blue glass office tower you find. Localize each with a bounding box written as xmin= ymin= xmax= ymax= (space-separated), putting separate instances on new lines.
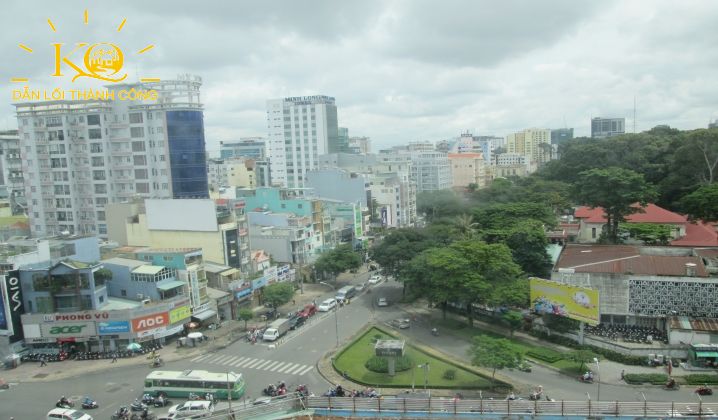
xmin=166 ymin=110 xmax=209 ymax=198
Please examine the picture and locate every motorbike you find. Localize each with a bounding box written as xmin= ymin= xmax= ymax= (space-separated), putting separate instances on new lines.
xmin=149 ymin=358 xmax=163 ymax=368
xmin=80 ymin=396 xmax=98 ymax=409
xmin=696 ymin=386 xmax=713 ymax=395
xmin=130 ymin=410 xmax=156 ymax=420
xmin=141 ymin=394 xmax=155 ymax=405
xmin=56 ymin=398 xmax=74 ymax=409
xmin=295 ymin=384 xmax=310 ymax=397
xmin=431 ymin=328 xmax=439 ymax=337
xmin=130 ymin=400 xmax=148 ymax=411
xmin=153 ymin=396 xmax=171 ymax=407
xmin=664 ymin=382 xmax=680 ymax=391
xmin=111 ymin=406 xmax=131 ymax=420
xmin=578 ymin=375 xmax=594 ymax=383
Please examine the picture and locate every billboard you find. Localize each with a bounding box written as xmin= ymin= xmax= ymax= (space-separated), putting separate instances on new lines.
xmin=1 ymin=272 xmax=24 ymax=339
xmin=40 ymin=321 xmax=97 ymax=338
xmin=169 ymin=306 xmax=191 ymax=324
xmin=98 ymin=321 xmax=130 ymax=335
xmin=530 ymin=277 xmax=600 ymax=325
xmin=132 ymin=312 xmax=169 ymax=332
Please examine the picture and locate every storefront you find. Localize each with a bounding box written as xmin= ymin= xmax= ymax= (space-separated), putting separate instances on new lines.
xmin=21 ymin=298 xmax=191 ymax=352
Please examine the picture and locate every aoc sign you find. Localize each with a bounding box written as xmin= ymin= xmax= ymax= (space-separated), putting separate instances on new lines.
xmin=132 ymin=312 xmax=169 ymax=333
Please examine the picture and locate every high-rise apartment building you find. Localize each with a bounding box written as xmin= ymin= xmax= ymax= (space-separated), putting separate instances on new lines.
xmin=505 ymin=128 xmax=552 ymax=165
xmin=336 ymin=127 xmax=350 ymax=154
xmin=591 ymin=117 xmax=625 ymax=138
xmin=15 ymin=75 xmax=209 ymax=238
xmin=348 ymin=136 xmax=371 ymax=154
xmin=410 ymin=151 xmax=452 ymax=192
xmin=266 ymin=95 xmax=339 ymax=188
xmin=219 ymin=137 xmax=266 ymax=160
xmin=0 ymin=130 xmax=25 ymax=214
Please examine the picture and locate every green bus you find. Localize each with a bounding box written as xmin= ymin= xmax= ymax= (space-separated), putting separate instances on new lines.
xmin=144 ymin=370 xmax=246 ymax=400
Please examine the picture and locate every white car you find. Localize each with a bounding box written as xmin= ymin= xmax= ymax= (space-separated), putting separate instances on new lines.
xmin=368 ymin=275 xmax=382 ymax=285
xmin=47 ymin=408 xmax=93 ymax=420
xmin=317 ymin=298 xmax=337 ymax=312
xmin=377 ymin=297 xmax=388 ymax=307
xmin=167 ymin=400 xmax=215 ymax=418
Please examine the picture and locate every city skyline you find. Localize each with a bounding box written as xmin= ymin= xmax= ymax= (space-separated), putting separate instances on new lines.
xmin=2 ymin=0 xmax=717 ymax=153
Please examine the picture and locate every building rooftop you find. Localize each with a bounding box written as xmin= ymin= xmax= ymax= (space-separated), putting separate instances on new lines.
xmin=669 ymin=316 xmax=718 ymax=332
xmin=100 ymin=297 xmax=143 ymax=310
xmin=555 ymin=244 xmax=709 ymax=277
xmin=671 ymin=222 xmax=718 ymax=247
xmin=101 ymin=257 xmax=145 ymax=269
xmin=139 ymin=248 xmax=202 ymax=254
xmin=203 ymin=262 xmax=234 ymax=274
xmin=133 ymin=265 xmax=166 ymax=275
xmin=575 ymin=203 xmax=687 ymax=224
xmin=206 ymin=287 xmax=230 ymax=300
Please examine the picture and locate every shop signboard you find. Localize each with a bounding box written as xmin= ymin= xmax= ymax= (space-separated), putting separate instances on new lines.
xmin=169 ymin=306 xmax=191 ymax=324
xmin=252 ymin=276 xmax=268 ymax=290
xmin=1 ymin=271 xmax=24 ymax=338
xmin=41 ymin=321 xmax=97 ymax=338
xmin=98 ymin=321 xmax=130 ymax=335
xmin=529 ymin=277 xmax=600 ymax=325
xmin=137 ymin=326 xmax=165 ymax=339
xmin=155 ymin=324 xmax=184 ymax=339
xmin=131 ymin=312 xmax=169 ymax=333
xmin=235 ymin=287 xmax=252 ymax=299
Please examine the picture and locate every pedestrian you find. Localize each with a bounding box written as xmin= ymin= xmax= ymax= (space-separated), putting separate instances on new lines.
xmin=40 ymin=356 xmax=47 ymax=367
xmin=292 ymin=299 xmax=296 ymax=305
xmin=621 ymin=369 xmax=625 ymax=380
xmin=112 ymin=352 xmax=118 ymax=363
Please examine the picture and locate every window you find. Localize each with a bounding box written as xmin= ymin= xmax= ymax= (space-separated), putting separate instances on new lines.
xmin=90 ymin=143 xmax=103 ymax=153
xmin=46 ymin=116 xmax=62 ymax=127
xmin=133 ymin=155 xmax=147 ymax=165
xmin=121 ymin=289 xmax=127 ymax=297
xmin=92 ymin=170 xmax=106 ymax=180
xmin=136 ymin=183 xmax=149 ymax=193
xmin=92 ymin=157 xmax=104 ymax=167
xmin=97 ymin=210 xmax=105 ymax=221
xmin=88 ymin=128 xmax=102 ymax=139
xmin=135 ymin=169 xmax=148 ymax=179
xmin=95 ymin=197 xmax=108 ymax=205
xmin=87 ymin=114 xmax=101 ymax=126
xmin=129 ymin=113 xmax=143 ymax=124
xmin=94 ymin=184 xmax=107 ymax=194
xmin=130 ymin=127 xmax=145 ymax=138
xmin=591 ymin=228 xmax=597 ymax=239
xmin=132 ymin=141 xmax=146 ymax=152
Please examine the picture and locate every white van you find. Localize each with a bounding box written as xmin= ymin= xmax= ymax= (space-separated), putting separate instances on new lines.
xmin=167 ymin=400 xmax=215 ymax=418
xmin=47 ymin=408 xmax=93 ymax=420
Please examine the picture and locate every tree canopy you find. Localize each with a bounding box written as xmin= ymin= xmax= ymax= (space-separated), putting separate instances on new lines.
xmin=573 ymin=167 xmax=657 ymax=243
xmin=469 ymin=335 xmax=522 ymax=385
xmin=262 ymin=282 xmax=295 ymax=309
xmin=680 ymin=183 xmax=718 ymax=222
xmin=314 ymin=244 xmax=362 ymax=280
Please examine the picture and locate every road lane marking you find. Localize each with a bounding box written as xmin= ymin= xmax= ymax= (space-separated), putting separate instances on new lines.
xmin=287 ymin=364 xmax=306 ymax=375
xmin=212 ymin=355 xmax=231 ymax=364
xmin=278 ymin=363 xmax=299 ymax=373
xmin=224 ymin=356 xmax=241 ymax=365
xmin=231 ymin=357 xmax=249 ymax=366
xmin=191 ymin=354 xmax=211 ymax=362
xmin=254 ymin=360 xmax=273 ymax=369
xmin=264 ymin=361 xmax=281 ymax=370
xmin=237 ymin=358 xmax=257 ymax=367
xmin=269 ymin=362 xmax=288 ymax=372
xmin=297 ymin=366 xmax=314 ymax=375
xmin=245 ymin=359 xmax=264 ymax=368
xmin=206 ymin=355 xmax=226 ymax=363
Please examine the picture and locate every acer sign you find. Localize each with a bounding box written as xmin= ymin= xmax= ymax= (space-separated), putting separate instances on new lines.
xmin=40 ymin=322 xmax=96 ymax=338
xmin=132 ymin=312 xmax=169 ymax=332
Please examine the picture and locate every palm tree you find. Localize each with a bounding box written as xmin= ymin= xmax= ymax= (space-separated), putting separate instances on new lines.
xmin=454 ymin=214 xmax=478 ymax=240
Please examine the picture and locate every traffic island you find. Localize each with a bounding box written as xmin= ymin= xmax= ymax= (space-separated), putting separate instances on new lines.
xmin=329 ymin=326 xmax=506 ymax=394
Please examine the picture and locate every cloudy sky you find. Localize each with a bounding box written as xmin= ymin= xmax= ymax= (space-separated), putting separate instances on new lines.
xmin=2 ymin=0 xmax=717 ymax=154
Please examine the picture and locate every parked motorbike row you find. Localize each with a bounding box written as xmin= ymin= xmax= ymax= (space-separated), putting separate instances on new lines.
xmin=584 ymin=323 xmax=667 ymax=344
xmin=323 ymin=385 xmax=380 ymax=398
xmin=21 ymin=351 xmax=68 ymax=363
xmin=111 ymin=405 xmax=156 ymax=420
xmin=246 ymin=327 xmax=266 ymax=343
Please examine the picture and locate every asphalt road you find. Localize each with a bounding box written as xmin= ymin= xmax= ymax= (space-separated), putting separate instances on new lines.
xmin=0 ymin=271 xmax=374 ymax=419
xmin=2 ymin=275 xmax=714 ymax=418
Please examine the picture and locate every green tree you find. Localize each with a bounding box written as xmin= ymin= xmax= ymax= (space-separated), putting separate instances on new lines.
xmin=370 ymin=228 xmax=439 ymax=293
xmin=573 ymin=167 xmax=658 ymax=243
xmin=680 ymin=183 xmax=718 ymax=221
xmin=262 ymin=282 xmax=295 ymax=309
xmin=453 ymin=214 xmax=478 ymax=240
xmin=237 ymin=308 xmax=253 ymax=330
xmin=469 ymin=336 xmax=522 ymax=387
xmin=313 ymin=244 xmax=362 ymax=281
xmin=416 ymin=190 xmax=466 ymax=222
xmin=502 ymin=310 xmax=524 ymax=337
xmin=619 ymin=223 xmax=672 ymax=245
xmin=566 ymin=349 xmax=597 ymax=372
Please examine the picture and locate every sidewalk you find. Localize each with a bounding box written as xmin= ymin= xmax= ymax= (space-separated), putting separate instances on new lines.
xmin=1 ymin=320 xmax=246 ymax=383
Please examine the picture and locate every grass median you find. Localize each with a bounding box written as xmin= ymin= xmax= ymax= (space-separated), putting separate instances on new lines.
xmin=333 ymin=326 xmax=493 ymax=389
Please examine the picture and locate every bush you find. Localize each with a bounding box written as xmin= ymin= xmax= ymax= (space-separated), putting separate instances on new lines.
xmin=364 ymin=355 xmax=413 ymax=373
xmin=529 ymin=330 xmax=645 ymax=365
xmin=443 ymin=369 xmax=456 ymax=380
xmin=685 ymin=374 xmax=718 ymax=385
xmin=526 ymin=348 xmax=564 ymax=363
xmin=623 ymin=373 xmax=668 ymax=385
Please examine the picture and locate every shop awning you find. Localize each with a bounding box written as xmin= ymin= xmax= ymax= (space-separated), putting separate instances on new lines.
xmin=696 ymin=351 xmax=718 ymax=358
xmin=191 ymin=309 xmax=217 ymax=321
xmin=156 ymin=279 xmax=185 ymax=291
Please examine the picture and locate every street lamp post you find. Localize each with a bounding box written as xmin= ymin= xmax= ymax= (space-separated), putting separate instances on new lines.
xmin=418 ymin=363 xmax=430 ymax=391
xmin=320 ymin=281 xmax=340 ymax=347
xmin=593 ymin=357 xmax=601 ymax=402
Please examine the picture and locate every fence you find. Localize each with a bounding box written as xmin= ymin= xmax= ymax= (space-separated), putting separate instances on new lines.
xmin=307 ymin=396 xmax=718 ymax=418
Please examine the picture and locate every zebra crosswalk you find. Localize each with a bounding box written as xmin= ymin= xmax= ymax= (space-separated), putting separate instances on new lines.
xmin=189 ymin=354 xmax=314 ymax=376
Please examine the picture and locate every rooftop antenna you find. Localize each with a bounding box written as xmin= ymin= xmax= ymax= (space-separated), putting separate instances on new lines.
xmin=633 ymin=95 xmax=637 ymax=133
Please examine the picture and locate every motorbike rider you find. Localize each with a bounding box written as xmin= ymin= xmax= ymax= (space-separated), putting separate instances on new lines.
xmin=58 ymin=395 xmax=70 ymax=407
xmin=666 ymin=377 xmax=676 ymax=388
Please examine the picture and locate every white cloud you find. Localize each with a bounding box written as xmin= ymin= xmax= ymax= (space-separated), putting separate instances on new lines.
xmin=2 ymin=0 xmax=717 ymax=153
